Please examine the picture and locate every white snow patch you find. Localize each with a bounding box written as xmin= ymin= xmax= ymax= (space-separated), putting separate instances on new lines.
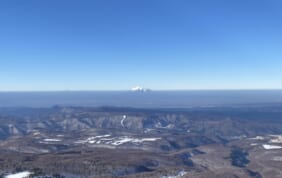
xmin=74 ymin=135 xmax=111 ymax=144
xmin=161 ymin=170 xmax=187 ymax=178
xmin=32 ymin=132 xmax=40 ymax=136
xmin=5 ymin=171 xmax=31 ymax=178
xmin=121 ymin=115 xmax=127 ymax=127
xmin=89 ymin=140 xmax=96 ymax=144
xmin=43 ymin=139 xmax=62 ymax=142
xmin=165 ymin=124 xmax=174 ymax=129
xmin=111 ymin=137 xmax=134 ymax=146
xmin=111 ymin=137 xmax=161 ymax=146
xmin=75 ymin=135 xmax=161 ymax=146
xmin=269 ymin=135 xmax=282 ymax=143
xmin=250 ymin=136 xmax=265 ymax=140
xmin=263 ymin=144 xmax=282 ymax=150
xmin=93 ymin=135 xmax=111 ymax=138
xmin=155 ymin=122 xmax=174 ymax=129
xmin=96 ymin=140 xmax=101 ymax=144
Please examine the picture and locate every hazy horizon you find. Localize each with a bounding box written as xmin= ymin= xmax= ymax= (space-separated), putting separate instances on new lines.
xmin=1 ymin=88 xmax=282 ymax=92
xmin=1 ymin=90 xmax=282 ymax=108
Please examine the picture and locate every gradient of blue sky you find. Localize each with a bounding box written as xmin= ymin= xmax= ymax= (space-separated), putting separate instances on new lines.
xmin=0 ymin=0 xmax=281 ymax=90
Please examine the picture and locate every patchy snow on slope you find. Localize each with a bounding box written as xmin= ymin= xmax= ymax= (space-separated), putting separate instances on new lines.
xmin=249 ymin=136 xmax=265 ymax=140
xmin=155 ymin=122 xmax=174 ymax=129
xmin=269 ymin=135 xmax=282 ymax=143
xmin=43 ymin=138 xmax=62 ymax=142
xmin=111 ymin=137 xmax=161 ymax=146
xmin=93 ymin=135 xmax=111 ymax=139
xmin=32 ymin=132 xmax=41 ymax=136
xmin=111 ymin=137 xmax=133 ymax=146
xmin=161 ymin=170 xmax=187 ymax=178
xmin=121 ymin=115 xmax=127 ymax=127
xmin=263 ymin=144 xmax=282 ymax=150
xmin=75 ymin=135 xmax=111 ymax=144
xmin=75 ymin=135 xmax=161 ymax=146
xmin=5 ymin=171 xmax=31 ymax=178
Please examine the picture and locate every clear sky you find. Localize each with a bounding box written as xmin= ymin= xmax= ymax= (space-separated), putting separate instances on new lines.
xmin=0 ymin=0 xmax=281 ymax=91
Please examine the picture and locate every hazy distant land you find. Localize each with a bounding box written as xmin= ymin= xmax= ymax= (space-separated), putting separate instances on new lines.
xmin=0 ymin=90 xmax=282 ymax=108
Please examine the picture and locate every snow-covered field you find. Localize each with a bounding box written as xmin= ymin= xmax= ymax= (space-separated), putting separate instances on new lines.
xmin=43 ymin=138 xmax=62 ymax=142
xmin=155 ymin=122 xmax=174 ymax=129
xmin=5 ymin=171 xmax=31 ymax=178
xmin=249 ymin=135 xmax=282 ymax=143
xmin=161 ymin=170 xmax=187 ymax=178
xmin=111 ymin=137 xmax=161 ymax=146
xmin=249 ymin=136 xmax=265 ymax=140
xmin=75 ymin=135 xmax=111 ymax=144
xmin=248 ymin=135 xmax=282 ymax=150
xmin=269 ymin=135 xmax=282 ymax=143
xmin=121 ymin=115 xmax=127 ymax=127
xmin=263 ymin=144 xmax=282 ymax=150
xmin=75 ymin=135 xmax=161 ymax=146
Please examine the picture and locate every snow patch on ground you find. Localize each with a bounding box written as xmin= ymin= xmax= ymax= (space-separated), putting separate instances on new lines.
xmin=104 ymin=137 xmax=161 ymax=146
xmin=32 ymin=132 xmax=41 ymax=136
xmin=155 ymin=122 xmax=174 ymax=129
xmin=75 ymin=135 xmax=161 ymax=146
xmin=5 ymin=171 xmax=31 ymax=178
xmin=250 ymin=136 xmax=265 ymax=140
xmin=121 ymin=115 xmax=127 ymax=127
xmin=43 ymin=138 xmax=62 ymax=142
xmin=263 ymin=144 xmax=282 ymax=150
xmin=75 ymin=135 xmax=111 ymax=144
xmin=93 ymin=135 xmax=111 ymax=139
xmin=161 ymin=170 xmax=187 ymax=178
xmin=269 ymin=135 xmax=282 ymax=143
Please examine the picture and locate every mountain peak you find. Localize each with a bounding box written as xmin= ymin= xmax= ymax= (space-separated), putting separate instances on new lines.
xmin=131 ymin=86 xmax=151 ymax=92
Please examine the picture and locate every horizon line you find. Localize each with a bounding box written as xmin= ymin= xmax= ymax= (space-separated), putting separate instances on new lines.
xmin=0 ymin=89 xmax=282 ymax=92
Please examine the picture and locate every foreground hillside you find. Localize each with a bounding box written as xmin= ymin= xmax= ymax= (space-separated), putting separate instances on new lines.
xmin=0 ymin=105 xmax=282 ymax=177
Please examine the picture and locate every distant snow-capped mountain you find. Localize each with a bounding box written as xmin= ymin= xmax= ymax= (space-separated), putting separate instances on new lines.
xmin=131 ymin=86 xmax=151 ymax=92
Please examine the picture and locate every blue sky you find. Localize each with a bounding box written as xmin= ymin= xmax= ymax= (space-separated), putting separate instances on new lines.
xmin=0 ymin=0 xmax=281 ymax=91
